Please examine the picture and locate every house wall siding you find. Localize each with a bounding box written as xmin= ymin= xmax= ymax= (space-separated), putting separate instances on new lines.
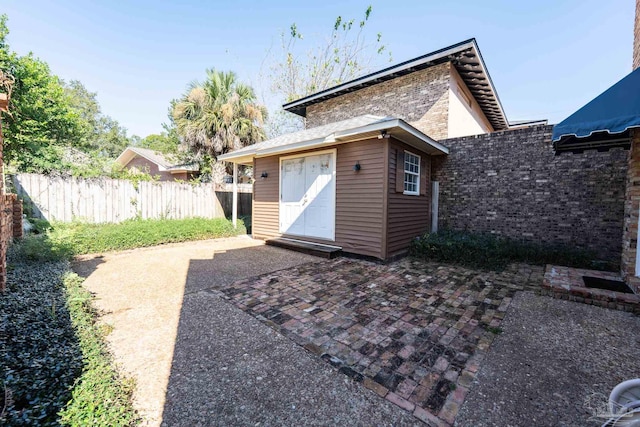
xmin=433 ymin=125 xmax=628 ymax=263
xmin=252 ymin=155 xmax=280 ymax=241
xmin=252 ymin=139 xmax=386 ymax=258
xmin=387 ymin=139 xmax=432 ymax=257
xmin=305 ymin=63 xmax=451 ymax=140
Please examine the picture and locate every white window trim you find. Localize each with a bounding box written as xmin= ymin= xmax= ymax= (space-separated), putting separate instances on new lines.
xmin=403 ymin=150 xmax=421 ymax=196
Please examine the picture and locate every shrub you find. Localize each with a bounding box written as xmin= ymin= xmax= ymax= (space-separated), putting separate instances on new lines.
xmin=30 ymin=218 xmax=53 ymax=235
xmin=410 ymin=229 xmax=606 ymax=271
xmin=9 ymin=234 xmax=73 ymax=262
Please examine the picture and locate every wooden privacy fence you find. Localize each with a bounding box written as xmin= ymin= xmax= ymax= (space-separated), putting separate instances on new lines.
xmin=12 ymin=173 xmax=252 ymax=223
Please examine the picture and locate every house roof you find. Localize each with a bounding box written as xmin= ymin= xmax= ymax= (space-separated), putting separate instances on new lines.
xmin=282 ymin=38 xmax=509 ymax=131
xmin=217 ymin=115 xmax=449 ymax=164
xmin=552 ymin=67 xmax=640 ymax=143
xmin=115 ymin=147 xmax=199 ymax=172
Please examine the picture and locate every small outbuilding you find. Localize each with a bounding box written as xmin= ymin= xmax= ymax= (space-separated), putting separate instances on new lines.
xmin=219 ymin=115 xmax=449 ymax=259
xmin=220 ymin=39 xmax=509 ymax=260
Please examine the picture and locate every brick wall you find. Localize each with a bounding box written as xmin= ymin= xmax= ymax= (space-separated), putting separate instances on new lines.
xmin=620 ymin=0 xmax=640 ymax=292
xmin=634 ymin=0 xmax=640 ymax=70
xmin=305 ymin=63 xmax=451 ymax=140
xmin=12 ymin=195 xmax=22 ymax=239
xmin=433 ymin=125 xmax=628 ymax=263
xmin=0 ymin=119 xmax=6 ymax=290
xmin=0 ymin=198 xmax=11 ymax=291
xmin=0 ymin=115 xmax=22 ymax=290
xmin=622 ymin=129 xmax=640 ymax=292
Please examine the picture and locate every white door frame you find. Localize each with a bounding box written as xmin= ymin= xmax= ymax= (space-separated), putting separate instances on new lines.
xmin=279 ymin=149 xmax=337 ymax=241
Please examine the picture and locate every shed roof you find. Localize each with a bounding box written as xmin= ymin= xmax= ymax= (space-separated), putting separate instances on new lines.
xmin=282 ymin=38 xmax=509 ymax=131
xmin=218 ymin=115 xmax=449 ymax=164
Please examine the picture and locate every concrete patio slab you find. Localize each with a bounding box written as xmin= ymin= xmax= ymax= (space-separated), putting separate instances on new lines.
xmin=455 ymin=291 xmax=640 ymax=426
xmin=72 ymin=237 xmax=419 ymax=426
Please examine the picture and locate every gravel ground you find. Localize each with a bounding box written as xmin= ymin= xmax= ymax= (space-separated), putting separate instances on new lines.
xmin=162 ymin=287 xmax=420 ymax=426
xmin=455 ymin=291 xmax=640 ymax=427
xmin=74 ymin=237 xmax=418 ymax=426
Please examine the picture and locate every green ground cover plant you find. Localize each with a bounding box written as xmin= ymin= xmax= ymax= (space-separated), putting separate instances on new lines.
xmin=1 ymin=249 xmax=137 ymax=426
xmin=410 ymin=229 xmax=608 ymax=271
xmin=46 ymin=217 xmax=245 ymax=255
xmin=3 ymin=216 xmax=244 ymax=424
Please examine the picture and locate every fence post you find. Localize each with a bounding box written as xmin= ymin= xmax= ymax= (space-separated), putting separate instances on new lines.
xmin=232 ymin=163 xmax=238 ymax=227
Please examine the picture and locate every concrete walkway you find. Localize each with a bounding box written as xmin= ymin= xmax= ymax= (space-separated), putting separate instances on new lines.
xmin=72 ymin=237 xmax=419 ymax=426
xmin=455 ymin=291 xmax=640 ymax=426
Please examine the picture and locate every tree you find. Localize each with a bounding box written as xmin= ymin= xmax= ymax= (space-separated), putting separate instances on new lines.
xmin=0 ymin=15 xmax=85 ymax=172
xmin=137 ymin=124 xmax=180 ymax=154
xmin=266 ymin=6 xmax=391 ymax=136
xmin=63 ymin=79 xmax=132 ymax=158
xmin=172 ymin=69 xmax=267 ymax=168
xmin=0 ymin=15 xmax=135 ymax=174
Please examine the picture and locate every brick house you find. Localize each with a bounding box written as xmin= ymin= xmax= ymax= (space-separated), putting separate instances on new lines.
xmin=115 ymin=146 xmax=199 ymax=182
xmin=219 ymin=39 xmax=514 ymax=259
xmin=219 ymin=33 xmax=632 ymax=268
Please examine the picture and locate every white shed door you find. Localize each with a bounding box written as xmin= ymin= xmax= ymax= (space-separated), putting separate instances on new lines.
xmin=280 ymin=151 xmax=335 ymax=240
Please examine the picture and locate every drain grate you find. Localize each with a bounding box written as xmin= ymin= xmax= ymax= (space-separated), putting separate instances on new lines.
xmin=582 ymin=276 xmax=634 ymax=294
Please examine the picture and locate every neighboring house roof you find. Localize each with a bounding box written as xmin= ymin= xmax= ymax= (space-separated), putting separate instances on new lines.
xmin=218 ymin=115 xmax=449 ymax=164
xmin=115 ymin=147 xmax=199 ymax=172
xmin=282 ymin=38 xmax=509 ymax=131
xmin=552 ymin=67 xmax=640 ymax=142
xmin=62 ymin=147 xmax=93 ymax=165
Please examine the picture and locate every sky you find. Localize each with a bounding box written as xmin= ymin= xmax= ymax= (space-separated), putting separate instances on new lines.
xmin=2 ymin=0 xmax=635 ymax=138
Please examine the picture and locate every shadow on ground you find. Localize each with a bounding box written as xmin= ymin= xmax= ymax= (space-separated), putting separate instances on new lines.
xmin=160 ymin=247 xmax=420 ymax=427
xmin=71 ymin=255 xmax=105 ymax=278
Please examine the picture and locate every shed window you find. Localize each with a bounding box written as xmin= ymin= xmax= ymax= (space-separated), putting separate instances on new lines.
xmin=403 ymin=151 xmax=420 ymax=195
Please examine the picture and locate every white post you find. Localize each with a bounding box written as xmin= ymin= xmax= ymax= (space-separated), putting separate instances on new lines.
xmin=431 ymin=181 xmax=439 ymax=233
xmin=232 ymin=162 xmax=238 ymax=228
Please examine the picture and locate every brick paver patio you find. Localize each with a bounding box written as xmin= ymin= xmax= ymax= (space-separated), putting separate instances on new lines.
xmin=216 ymin=257 xmax=543 ymax=426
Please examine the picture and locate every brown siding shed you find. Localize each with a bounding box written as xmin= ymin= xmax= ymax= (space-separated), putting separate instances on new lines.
xmin=252 ymin=137 xmax=434 ymax=260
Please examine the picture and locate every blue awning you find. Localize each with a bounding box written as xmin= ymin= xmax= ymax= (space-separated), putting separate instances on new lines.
xmin=552 ymin=67 xmax=640 ymax=142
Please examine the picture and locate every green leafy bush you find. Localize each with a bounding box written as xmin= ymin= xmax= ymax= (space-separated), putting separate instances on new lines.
xmin=410 ymin=229 xmax=608 ymax=271
xmin=10 ymin=234 xmax=73 ymax=262
xmin=30 ymin=218 xmax=53 ymax=235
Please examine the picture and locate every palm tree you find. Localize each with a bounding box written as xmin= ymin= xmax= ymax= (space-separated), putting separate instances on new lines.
xmin=172 ymin=69 xmax=267 ymax=160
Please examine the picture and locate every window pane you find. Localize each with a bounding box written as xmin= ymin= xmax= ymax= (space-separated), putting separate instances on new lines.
xmin=404 ymin=172 xmax=418 ymax=193
xmin=403 ymin=151 xmax=420 ymax=194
